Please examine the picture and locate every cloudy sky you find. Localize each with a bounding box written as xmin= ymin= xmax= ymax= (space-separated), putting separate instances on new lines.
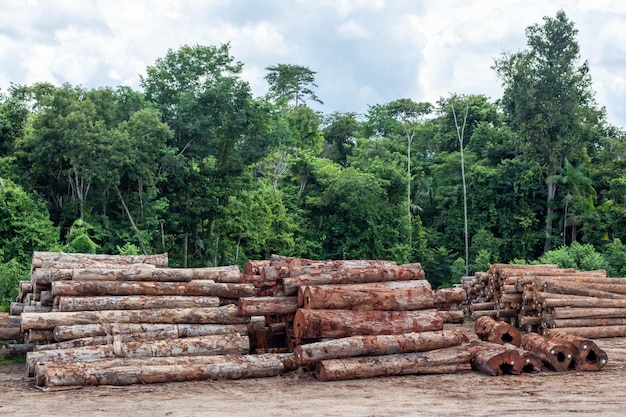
xmin=1 ymin=0 xmax=626 ymax=127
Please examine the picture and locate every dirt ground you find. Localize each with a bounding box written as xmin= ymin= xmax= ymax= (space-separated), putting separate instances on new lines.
xmin=2 ymin=322 xmax=626 ymax=417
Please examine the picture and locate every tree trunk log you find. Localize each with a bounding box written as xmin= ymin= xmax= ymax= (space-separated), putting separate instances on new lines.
xmin=549 ymin=307 xmax=626 ymax=320
xmin=237 ymin=297 xmax=298 ymax=316
xmin=37 ymin=353 xmax=295 ymax=387
xmin=545 ymin=332 xmax=608 ymax=371
xmin=53 ymin=322 xmax=249 ymax=342
xmin=439 ymin=310 xmax=465 ymax=323
xmin=541 ymin=281 xmax=626 ymax=299
xmin=282 ymin=264 xmax=425 ymax=296
xmin=474 ymin=316 xmax=522 ymax=347
xmin=52 ymin=280 xmax=255 ymax=298
xmin=31 ymin=252 xmax=169 ymax=269
xmin=21 ymin=305 xmax=249 ymax=331
xmin=0 ymin=327 xmax=22 ymax=341
xmin=538 ymin=293 xmax=626 ymax=309
xmin=293 ymin=309 xmax=443 ymax=344
xmin=2 ymin=343 xmax=33 ymax=359
xmin=36 ymin=330 xmax=180 ymax=351
xmin=544 ymin=325 xmax=626 ymax=339
xmin=315 ymin=346 xmax=471 ymax=381
xmin=55 ymin=295 xmax=220 ymax=311
xmin=26 ymin=329 xmax=54 ymax=343
xmin=521 ymin=332 xmax=576 ymax=372
xmin=545 ymin=317 xmax=626 ymax=328
xmin=467 ymin=341 xmax=525 ymax=376
xmin=433 ymin=287 xmax=467 ymax=309
xmin=294 ymin=329 xmax=468 ymax=366
xmin=27 ymin=333 xmax=250 ymax=376
xmin=302 ymin=283 xmax=434 ymax=311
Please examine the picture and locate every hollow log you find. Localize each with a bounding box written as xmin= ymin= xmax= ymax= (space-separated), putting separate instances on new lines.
xmin=0 ymin=327 xmax=22 ymax=340
xmin=293 ymin=309 xmax=443 ymax=344
xmin=55 ymin=295 xmax=220 ymax=311
xmin=27 ymin=333 xmax=250 ymax=376
xmin=31 ymin=252 xmax=169 ymax=269
xmin=302 ymin=284 xmax=434 ymax=311
xmin=549 ymin=307 xmax=626 ymax=320
xmin=238 ymin=296 xmax=298 ymax=316
xmin=521 ymin=332 xmax=576 ymax=372
xmin=503 ymin=344 xmax=543 ymax=374
xmin=52 ymin=280 xmax=255 ymax=298
xmin=282 ymin=264 xmax=425 ymax=296
xmin=474 ymin=316 xmax=522 ymax=347
xmin=545 ymin=317 xmax=626 ymax=328
xmin=545 ymin=332 xmax=608 ymax=371
xmin=294 ymin=329 xmax=468 ymax=366
xmin=467 ymin=341 xmax=523 ymax=376
xmin=433 ymin=287 xmax=467 ymax=309
xmin=2 ymin=343 xmax=33 ymax=359
xmin=53 ymin=322 xmax=249 ymax=342
xmin=439 ymin=310 xmax=465 ymax=323
xmin=37 ymin=353 xmax=295 ymax=387
xmin=315 ymin=346 xmax=471 ymax=381
xmin=544 ymin=325 xmax=626 ymax=339
xmin=21 ymin=305 xmax=249 ymax=331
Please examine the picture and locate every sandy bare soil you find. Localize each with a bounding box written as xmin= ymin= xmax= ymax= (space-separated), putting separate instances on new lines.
xmin=2 ymin=323 xmax=626 ymax=417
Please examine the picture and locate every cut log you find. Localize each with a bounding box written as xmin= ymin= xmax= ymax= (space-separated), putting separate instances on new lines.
xmin=21 ymin=305 xmax=249 ymax=331
xmin=544 ymin=325 xmax=626 ymax=339
xmin=2 ymin=343 xmax=34 ymax=359
xmin=292 ymin=309 xmax=443 ymax=344
xmin=9 ymin=302 xmax=25 ymax=315
xmin=541 ymin=281 xmax=626 ymax=299
xmin=282 ymin=264 xmax=425 ymax=296
xmin=294 ymin=330 xmax=468 ymax=365
xmin=31 ymin=252 xmax=169 ymax=269
xmin=243 ymin=259 xmax=271 ymax=275
xmin=36 ymin=330 xmax=179 ymax=351
xmin=37 ymin=353 xmax=295 ymax=387
xmin=302 ymin=282 xmax=434 ymax=311
xmin=471 ymin=310 xmax=498 ymax=320
xmin=26 ymin=333 xmax=250 ymax=376
xmin=22 ymin=305 xmax=53 ymax=313
xmin=53 ymin=322 xmax=249 ymax=342
xmin=503 ymin=344 xmax=543 ymax=374
xmin=315 ymin=346 xmax=470 ymax=381
xmin=433 ymin=287 xmax=467 ymax=309
xmin=34 ymin=266 xmax=240 ymax=285
xmin=0 ymin=327 xmax=22 ymax=340
xmin=467 ymin=341 xmax=523 ymax=376
xmin=545 ymin=332 xmax=608 ymax=371
xmin=538 ymin=293 xmax=626 ymax=309
xmin=521 ymin=332 xmax=576 ymax=372
xmin=439 ymin=310 xmax=465 ymax=323
xmin=55 ymin=295 xmax=220 ymax=311
xmin=238 ymin=297 xmax=298 ymax=316
xmin=545 ymin=317 xmax=626 ymax=328
xmin=40 ymin=290 xmax=54 ymax=306
xmin=26 ymin=329 xmax=54 ymax=343
xmin=474 ymin=316 xmax=522 ymax=347
xmin=549 ymin=307 xmax=626 ymax=320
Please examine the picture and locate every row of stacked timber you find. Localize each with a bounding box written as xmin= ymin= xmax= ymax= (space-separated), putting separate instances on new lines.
xmin=462 ymin=263 xmax=626 ymax=339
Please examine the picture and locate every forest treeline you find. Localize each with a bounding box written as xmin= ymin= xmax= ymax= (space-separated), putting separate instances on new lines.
xmin=2 ymin=11 xmax=626 ymax=308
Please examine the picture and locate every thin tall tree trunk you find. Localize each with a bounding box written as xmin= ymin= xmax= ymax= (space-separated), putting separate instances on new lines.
xmin=114 ymin=185 xmax=148 ymax=255
xmin=545 ymin=181 xmax=557 ymax=252
xmin=452 ymin=102 xmax=470 ymax=276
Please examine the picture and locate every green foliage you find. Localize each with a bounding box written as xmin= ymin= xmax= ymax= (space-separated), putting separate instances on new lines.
xmin=264 ymin=64 xmax=323 ymax=107
xmin=63 ymin=219 xmax=99 ymax=254
xmin=116 ymin=242 xmax=141 ymax=256
xmin=0 ymin=259 xmax=28 ymax=312
xmin=601 ymin=239 xmax=626 ymax=277
xmin=538 ymin=242 xmax=609 ymax=271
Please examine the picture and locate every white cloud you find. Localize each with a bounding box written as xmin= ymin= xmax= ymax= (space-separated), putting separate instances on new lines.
xmin=337 ymin=20 xmax=371 ymax=39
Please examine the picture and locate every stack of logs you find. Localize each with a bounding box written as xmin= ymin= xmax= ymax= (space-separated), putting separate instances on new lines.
xmin=462 ymin=263 xmax=626 ymax=339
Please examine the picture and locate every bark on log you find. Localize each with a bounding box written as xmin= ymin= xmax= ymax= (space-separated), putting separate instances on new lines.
xmin=545 ymin=317 xmax=626 ymax=328
xmin=467 ymin=341 xmax=524 ymax=376
xmin=0 ymin=327 xmax=22 ymax=340
xmin=282 ymin=264 xmax=425 ymax=296
xmin=544 ymin=325 xmax=626 ymax=339
xmin=474 ymin=316 xmax=522 ymax=347
xmin=37 ymin=353 xmax=295 ymax=387
xmin=238 ymin=297 xmax=298 ymax=316
xmin=541 ymin=281 xmax=626 ymax=298
xmin=52 ymin=280 xmax=255 ymax=298
xmin=521 ymin=332 xmax=576 ymax=372
xmin=503 ymin=344 xmax=543 ymax=374
xmin=433 ymin=287 xmax=467 ymax=309
xmin=470 ymin=310 xmax=498 ymax=320
xmin=34 ymin=266 xmax=241 ymax=285
xmin=537 ymin=293 xmax=626 ymax=309
xmin=22 ymin=305 xmax=53 ymax=313
xmin=439 ymin=310 xmax=465 ymax=323
xmin=31 ymin=252 xmax=169 ymax=269
xmin=55 ymin=295 xmax=220 ymax=311
xmin=40 ymin=290 xmax=54 ymax=306
xmin=53 ymin=322 xmax=249 ymax=342
xmin=27 ymin=333 xmax=250 ymax=376
xmin=0 ymin=314 xmax=21 ymax=328
xmin=549 ymin=307 xmax=626 ymax=320
xmin=302 ymin=283 xmax=434 ymax=311
xmin=2 ymin=343 xmax=33 ymax=359
xmin=315 ymin=346 xmax=471 ymax=381
xmin=545 ymin=332 xmax=608 ymax=371
xmin=9 ymin=302 xmax=24 ymax=315
xmin=21 ymin=305 xmax=249 ymax=331
xmin=26 ymin=329 xmax=54 ymax=343
xmin=36 ymin=330 xmax=179 ymax=351
xmin=243 ymin=260 xmax=271 ymax=275
xmin=293 ymin=309 xmax=443 ymax=344
xmin=294 ymin=330 xmax=468 ymax=365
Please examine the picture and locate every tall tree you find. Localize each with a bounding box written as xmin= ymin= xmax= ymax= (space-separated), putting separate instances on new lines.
xmin=493 ymin=10 xmax=603 ymax=251
xmin=264 ymin=64 xmax=323 ymax=108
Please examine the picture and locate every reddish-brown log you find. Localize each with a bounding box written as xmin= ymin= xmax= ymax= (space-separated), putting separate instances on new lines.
xmin=293 ymin=309 xmax=443 ymax=344
xmin=549 ymin=307 xmax=626 ymax=320
xmin=467 ymin=341 xmax=523 ymax=376
xmin=439 ymin=310 xmax=465 ymax=323
xmin=315 ymin=346 xmax=471 ymax=381
xmin=545 ymin=317 xmax=626 ymax=328
xmin=544 ymin=325 xmax=626 ymax=339
xmin=474 ymin=316 xmax=522 ymax=347
xmin=237 ymin=296 xmax=298 ymax=316
xmin=537 ymin=293 xmax=626 ymax=309
xmin=433 ymin=287 xmax=467 ymax=309
xmin=545 ymin=332 xmax=608 ymax=371
xmin=52 ymin=280 xmax=255 ymax=298
xmin=521 ymin=332 xmax=576 ymax=372
xmin=294 ymin=330 xmax=467 ymax=365
xmin=54 ymin=295 xmax=220 ymax=311
xmin=541 ymin=281 xmax=626 ymax=298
